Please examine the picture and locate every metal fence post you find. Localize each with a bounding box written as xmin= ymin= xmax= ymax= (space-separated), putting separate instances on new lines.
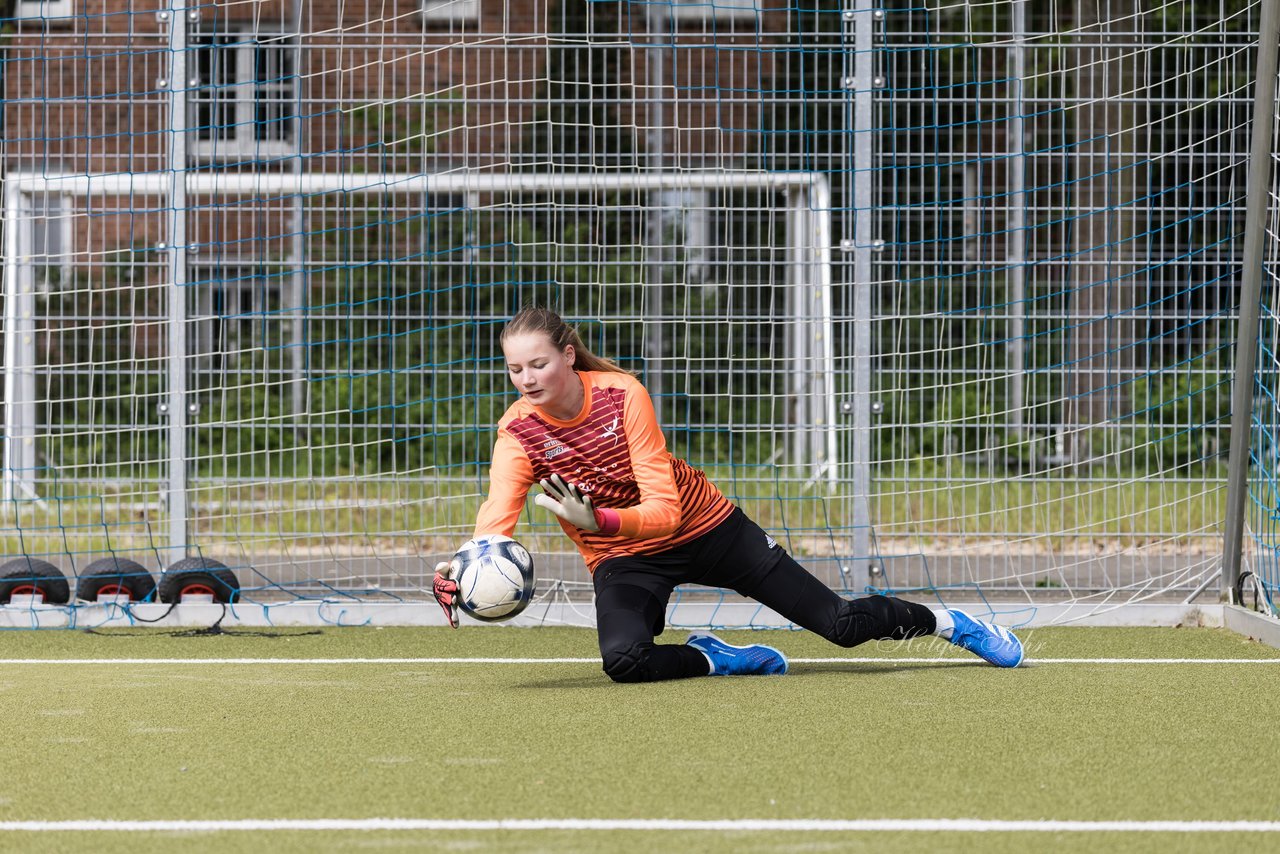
xmin=164 ymin=0 xmax=190 ymax=561
xmin=1007 ymin=2 xmax=1028 ymax=439
xmin=644 ymin=5 xmax=669 ymax=423
xmin=850 ymin=0 xmax=875 ymax=572
xmin=1222 ymin=0 xmax=1280 ymax=598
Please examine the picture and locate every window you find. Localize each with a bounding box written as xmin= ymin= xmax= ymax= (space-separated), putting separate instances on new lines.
xmin=667 ymin=0 xmax=759 ymax=19
xmin=190 ymin=25 xmax=297 ymax=160
xmin=420 ymin=0 xmax=479 ymax=23
xmin=14 ymin=0 xmax=74 ymax=21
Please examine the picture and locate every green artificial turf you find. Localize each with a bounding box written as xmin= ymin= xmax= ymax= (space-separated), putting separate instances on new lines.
xmin=0 ymin=625 xmax=1277 ymax=854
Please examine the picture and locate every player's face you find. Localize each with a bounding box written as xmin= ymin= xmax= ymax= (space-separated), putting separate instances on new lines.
xmin=503 ymin=333 xmax=578 ymax=411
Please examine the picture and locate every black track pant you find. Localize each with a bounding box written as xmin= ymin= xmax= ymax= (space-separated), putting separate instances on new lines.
xmin=592 ymin=508 xmax=936 ymax=683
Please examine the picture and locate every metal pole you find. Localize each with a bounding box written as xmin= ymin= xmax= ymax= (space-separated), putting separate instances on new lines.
xmin=0 ymin=183 xmax=18 ymax=503
xmin=1223 ymin=0 xmax=1280 ymax=599
xmin=1008 ymin=2 xmax=1027 ymax=439
xmin=851 ymin=0 xmax=874 ymax=568
xmin=1 ymin=183 xmax=37 ymax=504
xmin=811 ymin=178 xmax=837 ymax=489
xmin=291 ymin=195 xmax=306 ymax=426
xmin=786 ymin=192 xmax=808 ymax=471
xmin=290 ymin=5 xmax=306 ymax=433
xmin=9 ymin=171 xmax=833 ymax=196
xmin=644 ymin=6 xmax=669 ymax=422
xmin=164 ymin=0 xmax=190 ymax=561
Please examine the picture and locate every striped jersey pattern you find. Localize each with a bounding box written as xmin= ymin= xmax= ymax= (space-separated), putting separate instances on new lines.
xmin=474 ymin=370 xmax=734 ymax=571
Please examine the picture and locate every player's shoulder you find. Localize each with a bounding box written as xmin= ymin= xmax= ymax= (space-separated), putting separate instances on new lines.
xmin=582 ymin=369 xmax=646 ymax=396
xmin=496 ymin=397 xmax=538 ymax=432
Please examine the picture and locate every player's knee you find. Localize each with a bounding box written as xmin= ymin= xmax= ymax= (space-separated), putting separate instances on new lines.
xmin=601 ymin=642 xmax=651 ymax=683
xmin=825 ymin=602 xmax=867 ymax=648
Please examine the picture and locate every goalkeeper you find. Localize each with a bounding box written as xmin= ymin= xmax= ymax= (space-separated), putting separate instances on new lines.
xmin=434 ymin=307 xmax=1023 ymax=681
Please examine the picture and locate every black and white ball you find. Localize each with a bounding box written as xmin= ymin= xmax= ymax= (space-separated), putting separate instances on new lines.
xmin=450 ymin=535 xmax=535 ymax=622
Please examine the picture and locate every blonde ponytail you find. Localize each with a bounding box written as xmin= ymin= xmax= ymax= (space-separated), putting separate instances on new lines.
xmin=501 ymin=306 xmax=633 ymax=376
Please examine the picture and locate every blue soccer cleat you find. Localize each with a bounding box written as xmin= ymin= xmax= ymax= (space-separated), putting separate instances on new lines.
xmin=945 ymin=609 xmax=1024 ymax=668
xmin=686 ymin=631 xmax=789 ymax=676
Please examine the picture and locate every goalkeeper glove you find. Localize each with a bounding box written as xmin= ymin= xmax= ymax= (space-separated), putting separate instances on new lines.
xmin=534 ymin=473 xmax=600 ymax=532
xmin=432 ymin=561 xmax=459 ymax=629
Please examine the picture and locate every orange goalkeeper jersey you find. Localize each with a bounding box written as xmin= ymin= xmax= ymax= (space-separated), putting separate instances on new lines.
xmin=473 ymin=370 xmax=735 ymax=572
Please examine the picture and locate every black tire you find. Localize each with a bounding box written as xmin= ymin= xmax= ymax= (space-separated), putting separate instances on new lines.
xmin=75 ymin=557 xmax=156 ymax=602
xmin=0 ymin=558 xmax=70 ymax=605
xmin=157 ymin=557 xmax=241 ymax=604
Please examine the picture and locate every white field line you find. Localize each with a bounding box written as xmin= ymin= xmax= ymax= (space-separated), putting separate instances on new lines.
xmin=1 ymin=657 xmax=1279 ymax=665
xmin=2 ymin=818 xmax=1280 ymax=833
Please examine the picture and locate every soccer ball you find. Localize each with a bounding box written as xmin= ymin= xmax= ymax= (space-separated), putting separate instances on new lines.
xmin=450 ymin=535 xmax=536 ymax=622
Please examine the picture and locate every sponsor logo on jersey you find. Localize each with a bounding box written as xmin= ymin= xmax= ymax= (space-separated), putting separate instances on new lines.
xmin=765 ymin=533 xmax=778 ymax=550
xmin=544 ymin=439 xmax=569 ymax=460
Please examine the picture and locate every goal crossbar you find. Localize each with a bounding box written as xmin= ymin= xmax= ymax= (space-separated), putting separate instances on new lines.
xmin=4 ymin=170 xmax=831 ymax=196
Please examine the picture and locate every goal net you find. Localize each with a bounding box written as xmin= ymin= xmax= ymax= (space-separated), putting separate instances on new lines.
xmin=0 ymin=0 xmax=1260 ymax=626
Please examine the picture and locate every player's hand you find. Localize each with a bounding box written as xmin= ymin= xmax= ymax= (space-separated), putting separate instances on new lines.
xmin=534 ymin=473 xmax=600 ymax=532
xmin=432 ymin=560 xmax=460 ymax=629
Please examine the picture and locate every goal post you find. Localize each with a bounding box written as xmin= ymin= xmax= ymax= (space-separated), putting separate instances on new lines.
xmin=1 ymin=168 xmax=847 ymax=590
xmin=1234 ymin=0 xmax=1280 ymax=618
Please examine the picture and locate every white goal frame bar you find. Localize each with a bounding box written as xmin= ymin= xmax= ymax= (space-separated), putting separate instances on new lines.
xmin=2 ymin=170 xmax=844 ymax=556
xmin=0 ymin=600 xmax=1233 ymax=630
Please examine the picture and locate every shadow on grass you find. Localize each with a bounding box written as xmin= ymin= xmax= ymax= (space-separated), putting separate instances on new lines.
xmin=514 ymin=659 xmax=989 ymax=689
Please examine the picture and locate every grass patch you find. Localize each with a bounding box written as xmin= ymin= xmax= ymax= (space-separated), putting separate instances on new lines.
xmin=0 ymin=626 xmax=1276 ymax=853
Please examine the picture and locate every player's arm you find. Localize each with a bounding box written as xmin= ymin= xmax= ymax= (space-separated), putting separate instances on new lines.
xmin=473 ymin=427 xmax=534 ymax=538
xmin=436 ymin=427 xmax=533 ymax=627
